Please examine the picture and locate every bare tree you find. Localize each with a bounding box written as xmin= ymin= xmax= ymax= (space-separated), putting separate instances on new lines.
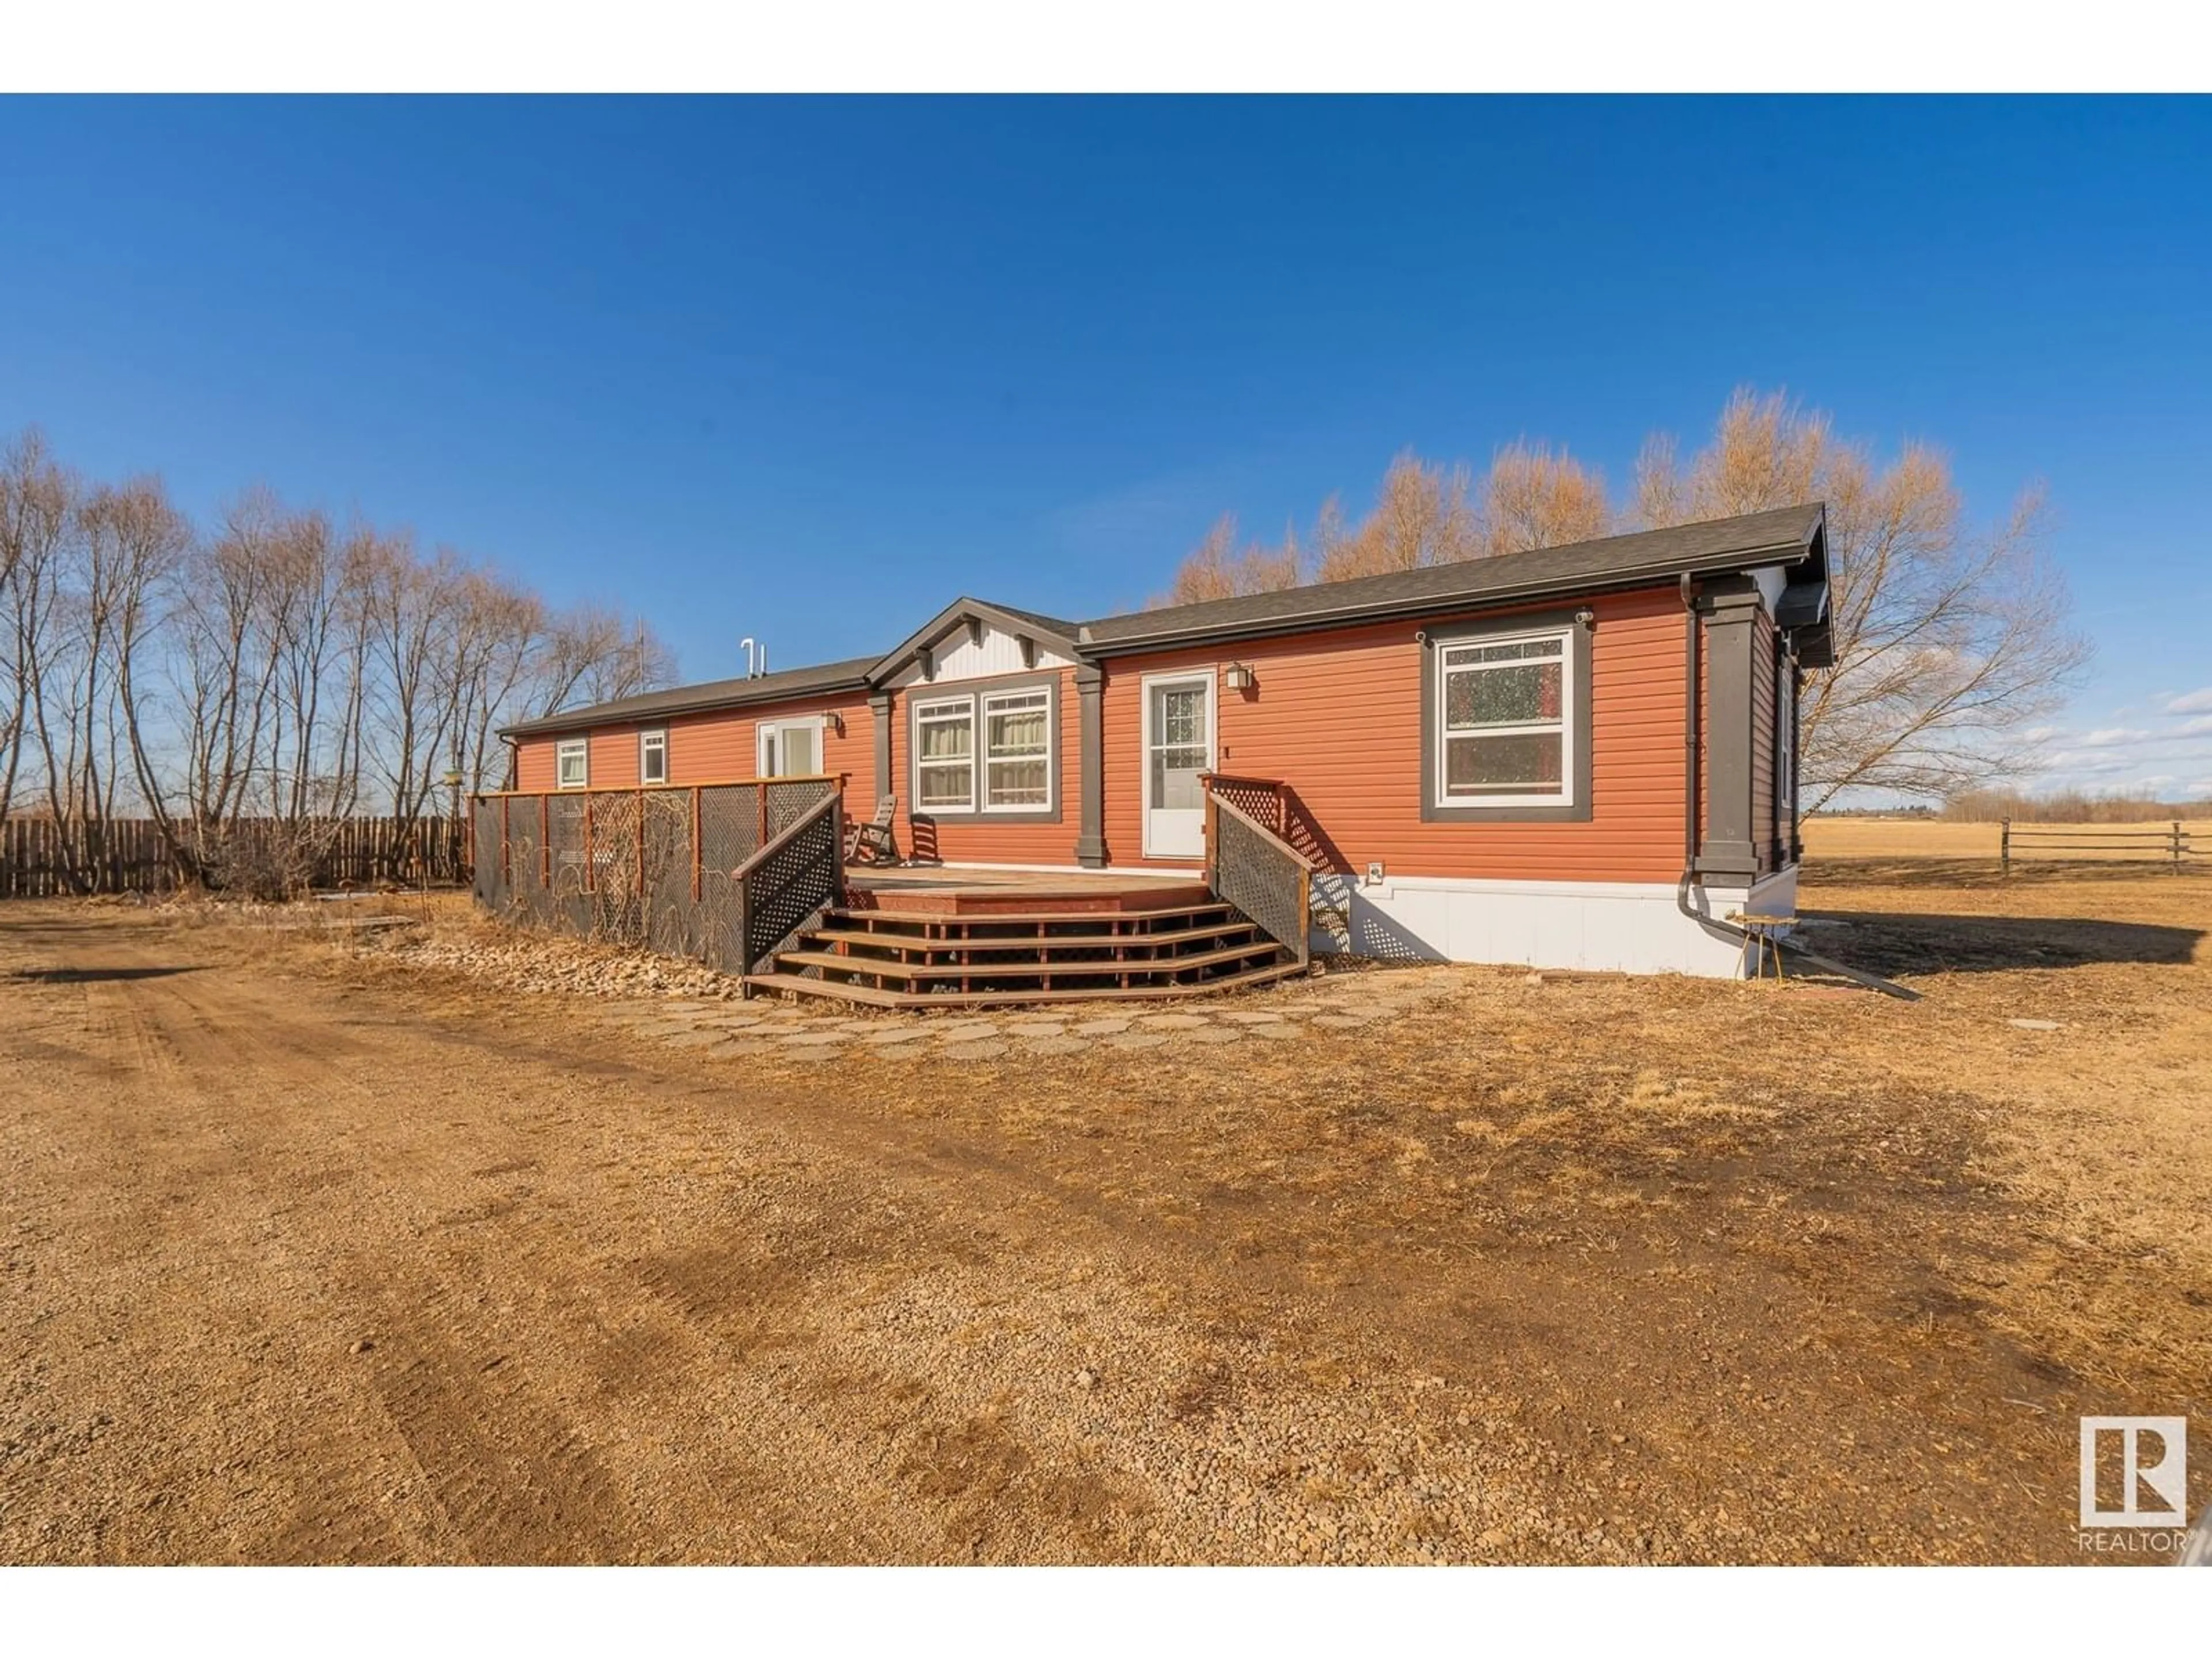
xmin=1152 ymin=515 xmax=1302 ymax=607
xmin=1315 ymin=452 xmax=1480 ymax=581
xmin=0 ymin=424 xmax=677 ymax=892
xmin=1157 ymin=442 xmax=1612 ymax=597
xmin=526 ymin=601 xmax=676 ymax=717
xmin=1478 ymin=440 xmax=1612 ymax=556
xmin=1631 ymin=388 xmax=2091 ymax=806
xmin=85 ymin=478 xmax=193 ymax=880
xmin=0 ymin=431 xmax=75 ymax=826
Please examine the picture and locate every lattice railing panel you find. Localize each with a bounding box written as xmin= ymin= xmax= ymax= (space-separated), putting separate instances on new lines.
xmin=1211 ymin=804 xmax=1311 ymax=967
xmin=740 ymin=797 xmax=842 ymax=973
xmin=470 ymin=784 xmax=846 ymax=982
xmin=1206 ymin=775 xmax=1286 ymax=835
xmin=765 ymin=776 xmax=836 ymax=837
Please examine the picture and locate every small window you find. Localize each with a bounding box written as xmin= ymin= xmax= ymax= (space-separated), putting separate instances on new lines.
xmin=914 ymin=696 xmax=975 ymax=809
xmin=1437 ymin=630 xmax=1570 ymax=806
xmin=639 ymin=729 xmax=668 ymax=786
xmin=556 ymin=738 xmax=589 ymax=789
xmin=983 ymin=688 xmax=1050 ymax=809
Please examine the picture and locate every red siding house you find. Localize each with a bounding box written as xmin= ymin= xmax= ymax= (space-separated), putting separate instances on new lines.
xmin=499 ymin=505 xmax=1830 ymax=978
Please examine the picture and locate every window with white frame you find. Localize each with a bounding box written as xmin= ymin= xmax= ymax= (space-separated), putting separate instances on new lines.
xmin=914 ymin=696 xmax=975 ymax=809
xmin=1436 ymin=629 xmax=1571 ymax=805
xmin=556 ymin=737 xmax=589 ymax=789
xmin=639 ymin=728 xmax=668 ymax=786
xmin=983 ymin=688 xmax=1050 ymax=809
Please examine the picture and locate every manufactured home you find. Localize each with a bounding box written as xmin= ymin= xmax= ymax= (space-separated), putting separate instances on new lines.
xmin=486 ymin=504 xmax=1827 ymax=1001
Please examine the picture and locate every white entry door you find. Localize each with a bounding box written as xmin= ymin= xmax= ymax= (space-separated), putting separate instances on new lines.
xmin=1142 ymin=673 xmax=1214 ymax=858
xmin=757 ymin=718 xmax=823 ymax=778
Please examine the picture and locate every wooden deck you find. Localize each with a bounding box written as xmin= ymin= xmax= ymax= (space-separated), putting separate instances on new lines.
xmin=744 ymin=866 xmax=1301 ymax=1009
xmin=842 ymin=866 xmax=1211 ymax=917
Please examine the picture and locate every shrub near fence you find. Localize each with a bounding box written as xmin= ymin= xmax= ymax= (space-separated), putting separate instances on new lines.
xmin=0 ymin=815 xmax=468 ymax=899
xmin=471 ymin=775 xmax=842 ymax=978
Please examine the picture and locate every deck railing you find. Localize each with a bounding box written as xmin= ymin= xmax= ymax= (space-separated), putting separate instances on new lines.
xmin=471 ymin=774 xmax=842 ymax=971
xmin=1203 ymin=782 xmax=1315 ymax=968
xmin=1202 ymin=772 xmax=1289 ymax=838
xmin=735 ymin=791 xmax=844 ymax=984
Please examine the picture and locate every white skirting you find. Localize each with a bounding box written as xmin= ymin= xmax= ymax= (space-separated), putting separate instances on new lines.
xmin=1307 ymin=869 xmax=1799 ymax=979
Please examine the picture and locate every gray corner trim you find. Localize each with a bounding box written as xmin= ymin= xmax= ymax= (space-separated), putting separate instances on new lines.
xmin=906 ymin=669 xmax=1064 ymax=826
xmin=1074 ymin=664 xmax=1105 ymax=866
xmin=1698 ymin=580 xmax=1760 ymax=879
xmin=1786 ymin=657 xmax=1804 ymax=865
xmin=869 ymin=692 xmax=893 ymax=804
xmin=1418 ymin=607 xmax=1594 ymax=824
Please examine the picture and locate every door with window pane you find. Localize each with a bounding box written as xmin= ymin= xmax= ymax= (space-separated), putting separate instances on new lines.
xmin=757 ymin=719 xmax=821 ymax=779
xmin=1143 ymin=674 xmax=1213 ymax=858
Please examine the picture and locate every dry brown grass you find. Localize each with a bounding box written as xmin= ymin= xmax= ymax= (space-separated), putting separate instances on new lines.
xmin=6 ymin=858 xmax=2206 ymax=1563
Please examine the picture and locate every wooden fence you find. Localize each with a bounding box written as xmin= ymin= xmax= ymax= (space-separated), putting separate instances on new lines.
xmin=2001 ymin=818 xmax=2198 ymax=873
xmin=0 ymin=815 xmax=468 ymax=899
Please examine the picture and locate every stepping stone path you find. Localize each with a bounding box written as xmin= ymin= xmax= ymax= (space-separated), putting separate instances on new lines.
xmin=663 ymin=1029 xmax=737 ymax=1049
xmin=586 ymin=963 xmax=1475 ymax=1069
xmin=942 ymin=1040 xmax=1009 ymax=1060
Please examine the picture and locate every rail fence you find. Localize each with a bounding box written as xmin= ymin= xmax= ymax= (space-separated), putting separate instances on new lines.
xmin=471 ymin=776 xmax=843 ymax=978
xmin=0 ymin=813 xmax=467 ymax=898
xmin=2001 ymin=818 xmax=2199 ymax=873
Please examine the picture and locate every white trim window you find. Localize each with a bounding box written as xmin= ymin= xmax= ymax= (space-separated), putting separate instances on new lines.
xmin=556 ymin=737 xmax=589 ymax=790
xmin=757 ymin=717 xmax=825 ymax=779
xmin=1435 ymin=628 xmax=1573 ymax=807
xmin=639 ymin=728 xmax=668 ymax=786
xmin=914 ymin=696 xmax=976 ymax=809
xmin=982 ymin=688 xmax=1050 ymax=810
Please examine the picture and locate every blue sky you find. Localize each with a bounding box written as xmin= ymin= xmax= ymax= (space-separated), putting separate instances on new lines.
xmin=3 ymin=96 xmax=2207 ymax=796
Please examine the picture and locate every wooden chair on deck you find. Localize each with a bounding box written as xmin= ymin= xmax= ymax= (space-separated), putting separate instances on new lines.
xmin=845 ymin=796 xmax=901 ymax=866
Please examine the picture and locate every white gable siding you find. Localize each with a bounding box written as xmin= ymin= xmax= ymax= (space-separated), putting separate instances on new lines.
xmin=889 ymin=621 xmax=1075 ymax=687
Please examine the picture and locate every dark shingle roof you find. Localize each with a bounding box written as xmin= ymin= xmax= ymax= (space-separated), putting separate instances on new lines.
xmin=1077 ymin=504 xmax=1825 ymax=652
xmin=502 ymin=506 xmax=1824 ymax=738
xmin=499 ymin=656 xmax=878 ymax=738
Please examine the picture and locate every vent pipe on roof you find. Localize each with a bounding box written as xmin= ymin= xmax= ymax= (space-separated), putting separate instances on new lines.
xmin=740 ymin=637 xmax=758 ymax=679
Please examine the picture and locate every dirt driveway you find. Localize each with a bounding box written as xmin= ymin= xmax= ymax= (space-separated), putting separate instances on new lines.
xmin=2 ymin=880 xmax=2205 ymax=1564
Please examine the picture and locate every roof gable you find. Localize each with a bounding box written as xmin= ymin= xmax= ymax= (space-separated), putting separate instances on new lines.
xmin=863 ymin=596 xmax=1084 ymax=685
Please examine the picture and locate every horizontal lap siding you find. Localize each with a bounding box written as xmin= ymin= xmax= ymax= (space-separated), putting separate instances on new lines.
xmin=1100 ymin=586 xmax=1689 ymax=882
xmin=888 ymin=667 xmax=1081 ymax=866
xmin=1751 ymin=610 xmax=1778 ymax=877
xmin=503 ymin=690 xmax=876 ymax=820
xmin=515 ymin=740 xmax=555 ymax=791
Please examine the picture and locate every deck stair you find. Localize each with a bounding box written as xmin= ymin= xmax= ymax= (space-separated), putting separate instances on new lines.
xmin=743 ymin=888 xmax=1306 ymax=1009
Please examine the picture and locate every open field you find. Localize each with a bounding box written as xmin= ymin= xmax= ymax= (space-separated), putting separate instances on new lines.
xmin=2 ymin=862 xmax=2206 ymax=1564
xmin=1807 ymin=814 xmax=2209 ymax=864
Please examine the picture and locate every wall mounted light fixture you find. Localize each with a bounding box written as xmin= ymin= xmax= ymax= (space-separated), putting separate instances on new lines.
xmin=1224 ymin=661 xmax=1257 ymax=694
xmin=826 ymin=710 xmax=845 ymax=737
